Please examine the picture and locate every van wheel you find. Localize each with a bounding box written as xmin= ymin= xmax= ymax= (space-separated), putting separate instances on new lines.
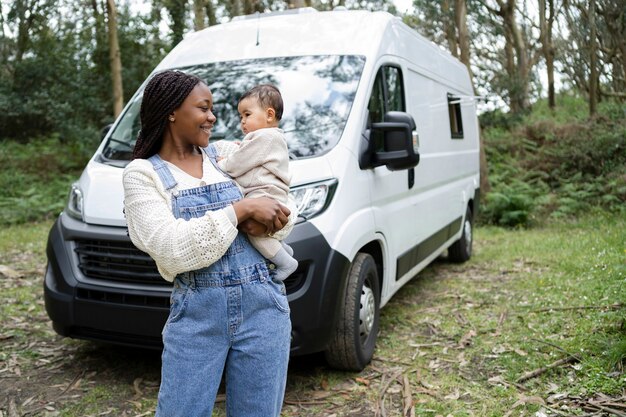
xmin=325 ymin=253 xmax=380 ymax=371
xmin=448 ymin=206 xmax=473 ymax=263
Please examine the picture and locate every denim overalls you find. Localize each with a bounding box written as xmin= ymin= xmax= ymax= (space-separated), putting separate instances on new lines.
xmin=149 ymin=144 xmax=291 ymax=417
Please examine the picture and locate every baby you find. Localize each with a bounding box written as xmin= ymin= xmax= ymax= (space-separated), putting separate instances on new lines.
xmin=218 ymin=84 xmax=298 ymax=281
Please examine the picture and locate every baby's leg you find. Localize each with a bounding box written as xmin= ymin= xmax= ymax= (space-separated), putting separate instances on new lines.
xmin=250 ymin=236 xmax=298 ymax=281
xmin=281 ymin=241 xmax=294 ymax=256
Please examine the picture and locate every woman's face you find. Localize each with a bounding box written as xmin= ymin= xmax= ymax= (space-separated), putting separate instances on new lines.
xmin=171 ymin=83 xmax=216 ymax=148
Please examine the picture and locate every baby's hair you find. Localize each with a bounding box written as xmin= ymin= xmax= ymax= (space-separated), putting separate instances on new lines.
xmin=133 ymin=70 xmax=202 ymax=159
xmin=239 ymin=84 xmax=283 ymax=121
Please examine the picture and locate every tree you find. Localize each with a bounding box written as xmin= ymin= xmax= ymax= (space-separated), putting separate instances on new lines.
xmin=588 ymin=0 xmax=598 ymax=115
xmin=538 ymin=0 xmax=557 ymax=108
xmin=163 ymin=0 xmax=187 ymax=48
xmin=561 ymin=0 xmax=624 ymax=111
xmin=193 ymin=0 xmax=207 ymax=30
xmin=478 ymin=0 xmax=537 ymax=113
xmin=107 ymin=0 xmax=124 ymax=117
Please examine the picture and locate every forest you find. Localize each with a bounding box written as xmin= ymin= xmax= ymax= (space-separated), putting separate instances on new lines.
xmin=0 ymin=0 xmax=624 ymax=225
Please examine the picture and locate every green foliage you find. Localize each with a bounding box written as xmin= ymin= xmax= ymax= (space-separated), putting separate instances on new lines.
xmin=0 ymin=1 xmax=167 ymax=144
xmin=0 ymin=135 xmax=90 ymax=225
xmin=480 ymin=96 xmax=626 ymax=227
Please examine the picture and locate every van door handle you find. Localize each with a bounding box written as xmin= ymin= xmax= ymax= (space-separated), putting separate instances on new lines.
xmin=408 ymin=168 xmax=415 ymax=189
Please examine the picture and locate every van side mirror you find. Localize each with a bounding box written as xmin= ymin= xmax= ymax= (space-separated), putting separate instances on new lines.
xmin=360 ymin=111 xmax=420 ymax=171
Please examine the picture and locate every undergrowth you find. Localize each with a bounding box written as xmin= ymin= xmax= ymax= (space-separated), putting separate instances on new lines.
xmin=480 ymin=95 xmax=626 ymax=227
xmin=0 ymin=135 xmax=94 ymax=225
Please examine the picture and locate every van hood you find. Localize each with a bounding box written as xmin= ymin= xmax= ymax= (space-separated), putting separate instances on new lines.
xmin=77 ymin=156 xmax=334 ymax=227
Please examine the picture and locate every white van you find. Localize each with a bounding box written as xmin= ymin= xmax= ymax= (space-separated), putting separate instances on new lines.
xmin=44 ymin=8 xmax=480 ymax=371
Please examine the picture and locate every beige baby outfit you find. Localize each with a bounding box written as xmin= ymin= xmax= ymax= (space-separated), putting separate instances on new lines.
xmin=217 ymin=127 xmax=292 ymax=258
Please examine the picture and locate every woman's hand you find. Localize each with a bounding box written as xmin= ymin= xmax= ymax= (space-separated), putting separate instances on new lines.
xmin=232 ymin=197 xmax=290 ymax=235
xmin=238 ymin=219 xmax=268 ymax=237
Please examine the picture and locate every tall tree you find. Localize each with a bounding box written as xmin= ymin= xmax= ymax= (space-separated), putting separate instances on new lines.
xmin=455 ymin=0 xmax=471 ymax=72
xmin=539 ymin=0 xmax=556 ymax=108
xmin=163 ymin=0 xmax=187 ymax=47
xmin=107 ymin=0 xmax=124 ymax=117
xmin=193 ymin=0 xmax=206 ymax=30
xmin=204 ymin=0 xmax=217 ymax=25
xmin=597 ymin=0 xmax=625 ymax=98
xmin=588 ymin=0 xmax=598 ymax=115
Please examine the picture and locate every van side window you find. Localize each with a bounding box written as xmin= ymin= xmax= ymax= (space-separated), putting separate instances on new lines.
xmin=368 ymin=72 xmax=385 ymax=124
xmin=384 ymin=66 xmax=405 ymax=112
xmin=367 ymin=66 xmax=406 ymax=151
xmin=447 ymin=94 xmax=464 ymax=139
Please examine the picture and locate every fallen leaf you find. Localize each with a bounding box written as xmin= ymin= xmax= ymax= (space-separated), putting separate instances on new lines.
xmin=355 ymin=377 xmax=370 ymax=386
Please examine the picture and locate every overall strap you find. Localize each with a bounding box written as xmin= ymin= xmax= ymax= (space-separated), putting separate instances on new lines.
xmin=202 ymin=143 xmax=231 ymax=178
xmin=147 ymin=154 xmax=178 ymax=192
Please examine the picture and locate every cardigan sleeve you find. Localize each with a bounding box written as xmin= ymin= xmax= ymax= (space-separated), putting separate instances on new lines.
xmin=123 ymin=160 xmax=238 ymax=282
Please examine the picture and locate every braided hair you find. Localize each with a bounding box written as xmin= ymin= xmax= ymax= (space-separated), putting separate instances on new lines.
xmin=132 ymin=70 xmax=203 ymax=159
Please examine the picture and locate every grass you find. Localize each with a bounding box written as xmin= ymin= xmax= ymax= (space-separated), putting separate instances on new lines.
xmin=370 ymin=211 xmax=625 ymax=414
xmin=0 ymin=213 xmax=624 ymax=416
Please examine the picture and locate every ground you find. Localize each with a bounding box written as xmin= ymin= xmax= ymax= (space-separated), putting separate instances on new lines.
xmin=0 ymin=221 xmax=624 ymax=416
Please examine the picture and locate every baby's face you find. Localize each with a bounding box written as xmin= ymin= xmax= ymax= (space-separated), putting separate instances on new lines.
xmin=238 ymin=97 xmax=276 ymax=135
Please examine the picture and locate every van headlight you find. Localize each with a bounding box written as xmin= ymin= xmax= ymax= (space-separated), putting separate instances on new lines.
xmin=66 ymin=182 xmax=84 ymax=221
xmin=289 ymin=178 xmax=337 ymax=221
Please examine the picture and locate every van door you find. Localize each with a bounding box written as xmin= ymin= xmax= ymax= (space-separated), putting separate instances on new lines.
xmin=364 ymin=65 xmax=418 ymax=289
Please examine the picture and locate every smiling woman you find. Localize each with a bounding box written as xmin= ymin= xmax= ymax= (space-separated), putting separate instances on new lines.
xmin=121 ymin=69 xmax=297 ymax=417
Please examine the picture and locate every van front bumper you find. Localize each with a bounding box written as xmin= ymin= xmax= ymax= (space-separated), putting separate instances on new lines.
xmin=44 ymin=213 xmax=349 ymax=355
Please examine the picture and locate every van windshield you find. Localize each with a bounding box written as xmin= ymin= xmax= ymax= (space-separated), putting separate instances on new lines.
xmin=100 ymin=55 xmax=365 ymax=164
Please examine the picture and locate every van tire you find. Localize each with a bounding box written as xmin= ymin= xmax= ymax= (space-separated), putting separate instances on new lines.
xmin=448 ymin=206 xmax=473 ymax=263
xmin=324 ymin=253 xmax=380 ymax=371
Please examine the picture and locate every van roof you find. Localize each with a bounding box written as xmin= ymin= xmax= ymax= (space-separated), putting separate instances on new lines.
xmin=155 ymin=9 xmax=461 ymax=74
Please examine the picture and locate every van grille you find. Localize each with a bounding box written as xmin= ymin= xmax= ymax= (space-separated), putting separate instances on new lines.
xmin=74 ymin=239 xmax=304 ymax=292
xmin=74 ymin=240 xmax=164 ymax=286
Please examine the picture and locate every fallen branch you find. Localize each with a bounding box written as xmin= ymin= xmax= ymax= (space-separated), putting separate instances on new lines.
xmin=530 ymin=338 xmax=582 ymax=362
xmin=517 ymin=356 xmax=579 ymax=383
xmin=375 ymin=370 xmax=403 ymax=417
xmin=401 ymin=374 xmax=415 ymax=417
xmin=531 ymin=303 xmax=623 ymax=313
xmin=584 ymin=402 xmax=626 ymax=417
xmin=283 ymin=399 xmax=332 ymax=406
xmin=8 ymin=396 xmax=19 ymax=417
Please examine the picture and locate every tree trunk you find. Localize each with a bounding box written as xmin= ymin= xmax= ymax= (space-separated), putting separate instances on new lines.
xmin=165 ymin=0 xmax=187 ymax=47
xmin=539 ymin=0 xmax=556 ymax=108
xmin=455 ymin=0 xmax=471 ymax=73
xmin=589 ymin=0 xmax=598 ymax=116
xmin=205 ymin=0 xmax=217 ymax=26
xmin=231 ymin=0 xmax=243 ymax=17
xmin=505 ymin=0 xmax=530 ymax=112
xmin=14 ymin=0 xmax=37 ymax=64
xmin=106 ymin=0 xmax=124 ymax=117
xmin=193 ymin=0 xmax=206 ymax=31
xmin=287 ymin=0 xmax=306 ymax=8
xmin=442 ymin=0 xmax=459 ymax=57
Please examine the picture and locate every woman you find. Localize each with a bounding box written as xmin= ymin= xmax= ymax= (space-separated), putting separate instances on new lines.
xmin=123 ymin=70 xmax=295 ymax=416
